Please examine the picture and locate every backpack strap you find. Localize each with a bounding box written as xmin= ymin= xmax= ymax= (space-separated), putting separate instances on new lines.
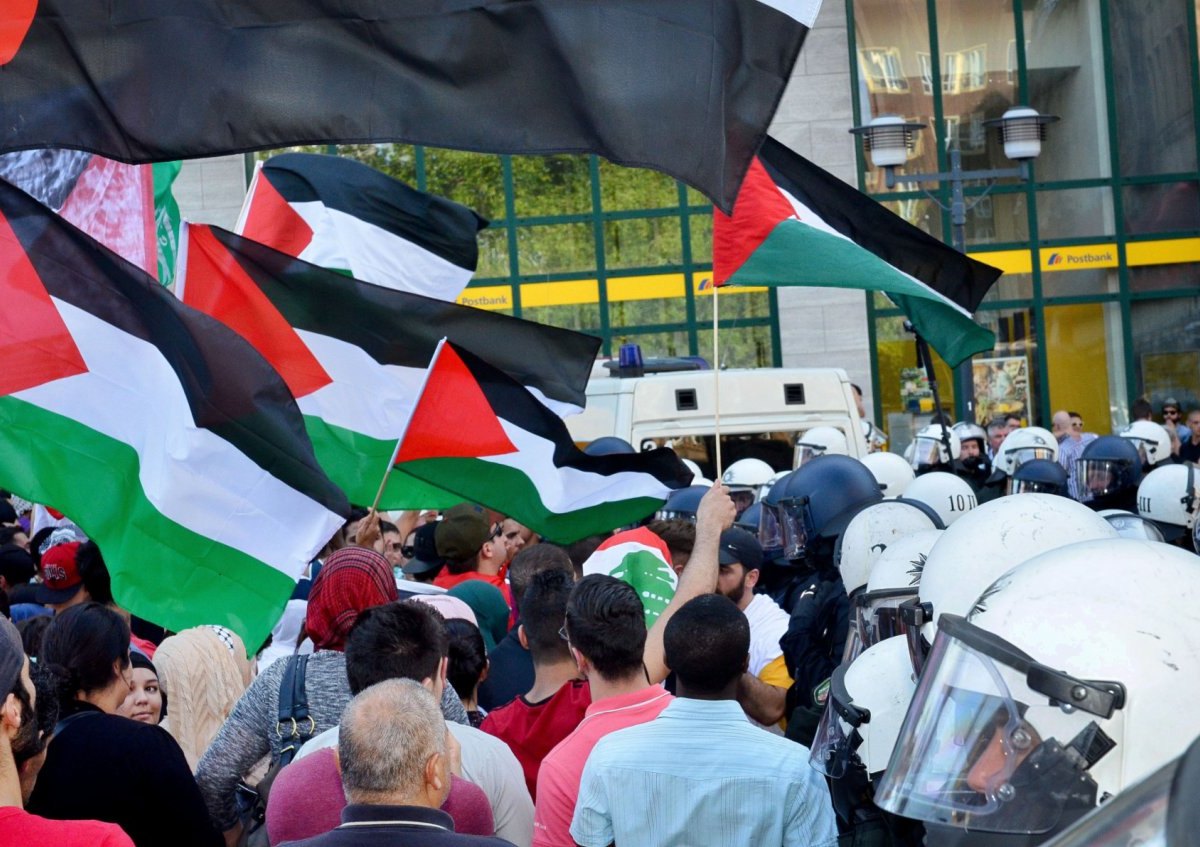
xmin=274 ymin=654 xmax=313 ymax=767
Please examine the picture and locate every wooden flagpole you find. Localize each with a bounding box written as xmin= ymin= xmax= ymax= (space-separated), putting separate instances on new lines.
xmin=712 ymin=285 xmax=723 ymax=480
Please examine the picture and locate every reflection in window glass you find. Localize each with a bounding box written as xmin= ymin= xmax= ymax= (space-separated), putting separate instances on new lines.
xmin=424 ymin=148 xmax=506 ymax=221
xmin=1123 ymin=182 xmax=1200 ymax=235
xmin=697 ymin=325 xmax=774 ymax=369
xmin=520 ymin=302 xmax=601 ymax=334
xmin=853 ymin=0 xmax=937 ymax=193
xmin=511 ymin=155 xmax=592 ymax=218
xmin=964 ymin=191 xmax=1028 ymax=246
xmin=695 ymin=290 xmax=772 ymax=322
xmin=935 ymin=0 xmax=1017 ymax=173
xmin=980 ymin=273 xmax=1034 ymax=303
xmin=689 ymin=213 xmax=713 ymax=263
xmin=611 ymin=330 xmax=691 ymax=360
xmin=609 ymin=297 xmax=688 ymax=331
xmin=475 ymin=227 xmax=510 ymax=279
xmin=881 ymin=198 xmax=943 ymax=237
xmin=1130 ymin=263 xmax=1200 ymax=295
xmin=1130 ymin=294 xmax=1200 ymax=412
xmin=598 ymin=160 xmax=680 ymax=212
xmin=1041 ymin=268 xmax=1118 ymax=299
xmin=1110 ymin=0 xmax=1197 ymax=177
xmin=516 ymin=224 xmax=595 ymax=275
xmin=1035 ymin=188 xmax=1115 ymax=240
xmin=604 ymin=217 xmax=683 ymax=270
xmin=1023 ymin=0 xmax=1111 ymax=181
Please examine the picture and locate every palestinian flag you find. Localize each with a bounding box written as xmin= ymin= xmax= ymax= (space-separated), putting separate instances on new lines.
xmin=237 ymin=154 xmax=487 ymax=302
xmin=0 ymin=179 xmax=348 ymax=650
xmin=713 ymin=136 xmax=1001 ymax=367
xmin=582 ymin=528 xmax=678 ymax=626
xmin=393 ymin=341 xmax=692 ymax=543
xmin=177 ymin=225 xmax=602 ymax=510
xmin=0 ymin=0 xmax=820 ymax=213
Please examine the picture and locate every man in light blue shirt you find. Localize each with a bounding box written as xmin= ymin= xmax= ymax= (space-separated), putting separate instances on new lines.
xmin=570 ymin=594 xmax=836 ymax=847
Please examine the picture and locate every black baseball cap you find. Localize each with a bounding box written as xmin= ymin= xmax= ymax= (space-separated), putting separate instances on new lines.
xmin=717 ymin=527 xmax=763 ymax=571
xmin=402 ymin=523 xmax=444 ymax=576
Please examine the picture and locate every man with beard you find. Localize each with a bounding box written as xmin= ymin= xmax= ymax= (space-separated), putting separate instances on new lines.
xmin=0 ymin=616 xmax=132 ymax=844
xmin=715 ymin=528 xmax=792 ymax=726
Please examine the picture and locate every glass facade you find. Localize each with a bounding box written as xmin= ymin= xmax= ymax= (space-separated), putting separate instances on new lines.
xmin=850 ymin=0 xmax=1200 ymax=434
xmin=285 ymin=144 xmax=778 ymax=367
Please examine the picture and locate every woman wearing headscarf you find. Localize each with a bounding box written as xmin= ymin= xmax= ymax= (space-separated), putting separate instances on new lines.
xmin=154 ymin=626 xmax=251 ymax=771
xmin=194 ymin=547 xmax=469 ymax=840
xmin=26 ymin=603 xmax=220 ymax=847
xmin=194 ymin=547 xmax=396 ymax=839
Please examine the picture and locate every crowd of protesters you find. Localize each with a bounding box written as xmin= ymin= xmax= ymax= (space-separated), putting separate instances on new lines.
xmin=1 ymin=387 xmax=1198 ymax=847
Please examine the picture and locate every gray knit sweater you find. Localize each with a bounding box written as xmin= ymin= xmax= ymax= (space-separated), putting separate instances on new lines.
xmin=195 ymin=651 xmax=467 ymax=830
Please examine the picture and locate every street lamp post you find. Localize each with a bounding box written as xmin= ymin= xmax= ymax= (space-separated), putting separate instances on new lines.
xmin=850 ymin=107 xmax=1058 ymax=425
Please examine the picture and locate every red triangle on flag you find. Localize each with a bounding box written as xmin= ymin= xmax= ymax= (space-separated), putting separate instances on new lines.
xmin=179 ymin=225 xmax=333 ymax=399
xmin=395 ymin=343 xmax=517 ymax=464
xmin=712 ymin=157 xmax=797 ymax=286
xmin=0 ymin=209 xmax=89 ymax=397
xmin=241 ymin=169 xmax=315 ymax=258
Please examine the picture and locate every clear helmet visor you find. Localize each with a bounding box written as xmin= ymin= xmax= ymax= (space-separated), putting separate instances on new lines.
xmin=810 ymin=664 xmax=866 ymax=779
xmin=875 ymin=622 xmax=1108 ymax=835
xmin=729 ymin=488 xmax=756 ymax=516
xmin=795 ymin=443 xmax=827 ymax=468
xmin=911 ymin=437 xmax=947 ymax=470
xmin=655 ymin=508 xmax=696 ymax=522
xmin=857 ymin=591 xmax=917 ymax=652
xmin=1106 ymin=513 xmax=1166 ymax=542
xmin=1006 ymin=446 xmax=1056 ymax=473
xmin=759 ymin=502 xmax=784 ymax=551
xmin=779 ymin=502 xmax=809 ymax=560
xmin=1009 ymin=477 xmax=1064 ymax=496
xmin=1075 ymin=459 xmax=1127 ymax=500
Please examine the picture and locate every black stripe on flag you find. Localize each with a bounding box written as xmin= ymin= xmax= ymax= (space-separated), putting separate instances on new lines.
xmin=262 ymin=153 xmax=487 ymax=272
xmin=757 ymin=136 xmax=1001 ymax=313
xmin=0 ymin=180 xmax=350 ymax=517
xmin=209 ymin=226 xmax=601 ymax=410
xmin=449 ymin=341 xmax=691 ymax=488
xmin=0 ymin=0 xmax=813 ymax=213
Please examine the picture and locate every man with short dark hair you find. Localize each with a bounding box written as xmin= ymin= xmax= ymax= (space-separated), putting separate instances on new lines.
xmin=481 ymin=570 xmax=588 ymax=800
xmin=532 ymin=575 xmax=672 ymax=847
xmin=572 ymin=594 xmax=836 ymax=847
xmin=477 ymin=546 xmax=573 ymax=712
xmin=645 ymin=519 xmax=696 ymax=575
xmin=279 ymin=679 xmax=510 ymax=847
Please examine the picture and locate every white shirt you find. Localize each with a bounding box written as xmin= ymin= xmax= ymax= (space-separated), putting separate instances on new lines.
xmin=743 ymin=593 xmax=790 ymax=678
xmin=297 ymin=720 xmax=534 ymax=846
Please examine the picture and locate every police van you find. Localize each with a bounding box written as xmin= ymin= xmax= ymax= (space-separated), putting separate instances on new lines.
xmin=566 ymin=354 xmax=867 ymax=480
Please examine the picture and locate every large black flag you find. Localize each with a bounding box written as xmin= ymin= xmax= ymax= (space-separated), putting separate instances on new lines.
xmin=0 ymin=0 xmax=822 ymax=212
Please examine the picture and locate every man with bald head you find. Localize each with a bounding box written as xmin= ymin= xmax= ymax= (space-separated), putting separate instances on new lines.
xmin=281 ymin=678 xmax=512 ymax=846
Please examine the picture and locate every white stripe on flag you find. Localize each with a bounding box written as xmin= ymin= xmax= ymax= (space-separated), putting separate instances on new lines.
xmin=295 ymin=329 xmax=421 ymax=440
xmin=756 ymin=0 xmax=823 ymax=26
xmin=14 ymin=301 xmax=344 ymax=579
xmin=483 ymin=419 xmax=673 ymax=515
xmin=778 ymin=187 xmax=975 ymax=320
xmin=289 ymin=202 xmax=473 ymax=302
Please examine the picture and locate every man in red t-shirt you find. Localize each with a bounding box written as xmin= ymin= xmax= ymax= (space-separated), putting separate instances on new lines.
xmin=481 ymin=569 xmax=589 ymax=799
xmin=0 ymin=616 xmax=133 ymax=845
xmin=433 ymin=505 xmax=512 ymax=605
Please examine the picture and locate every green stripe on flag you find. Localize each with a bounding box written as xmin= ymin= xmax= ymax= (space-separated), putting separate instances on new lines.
xmin=0 ymin=395 xmax=293 ymax=651
xmin=728 ymin=218 xmax=994 ymax=367
xmin=398 ymin=456 xmax=664 ymax=543
xmin=153 ymin=161 xmax=182 ymax=286
xmin=304 ymin=415 xmax=462 ymax=510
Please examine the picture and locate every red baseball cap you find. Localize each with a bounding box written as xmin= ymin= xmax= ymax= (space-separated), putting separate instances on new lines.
xmin=37 ymin=541 xmax=84 ymax=605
